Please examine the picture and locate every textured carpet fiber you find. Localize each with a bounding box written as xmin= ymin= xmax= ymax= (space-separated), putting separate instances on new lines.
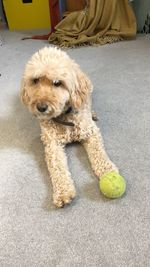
xmin=0 ymin=30 xmax=150 ymax=267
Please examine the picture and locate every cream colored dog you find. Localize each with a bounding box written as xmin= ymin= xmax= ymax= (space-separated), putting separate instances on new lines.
xmin=21 ymin=47 xmax=118 ymax=207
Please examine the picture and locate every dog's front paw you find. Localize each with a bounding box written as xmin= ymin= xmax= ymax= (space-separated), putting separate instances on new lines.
xmin=53 ymin=186 xmax=76 ymax=208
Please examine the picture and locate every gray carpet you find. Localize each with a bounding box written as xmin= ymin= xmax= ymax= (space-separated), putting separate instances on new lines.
xmin=0 ymin=29 xmax=150 ymax=267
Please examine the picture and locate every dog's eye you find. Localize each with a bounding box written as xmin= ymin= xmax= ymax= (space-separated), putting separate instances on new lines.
xmin=53 ymin=80 xmax=61 ymax=87
xmin=33 ymin=78 xmax=40 ymax=84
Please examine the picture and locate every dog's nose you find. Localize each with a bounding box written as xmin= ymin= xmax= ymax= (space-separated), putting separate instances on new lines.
xmin=36 ymin=103 xmax=48 ymax=113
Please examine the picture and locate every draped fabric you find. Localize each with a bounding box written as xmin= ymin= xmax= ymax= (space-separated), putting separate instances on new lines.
xmin=48 ymin=0 xmax=136 ymax=47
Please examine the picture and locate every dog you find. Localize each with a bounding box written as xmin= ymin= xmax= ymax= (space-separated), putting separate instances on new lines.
xmin=20 ymin=47 xmax=118 ymax=207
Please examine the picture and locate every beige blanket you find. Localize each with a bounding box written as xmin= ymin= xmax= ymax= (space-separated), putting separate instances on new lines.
xmin=48 ymin=0 xmax=136 ymax=47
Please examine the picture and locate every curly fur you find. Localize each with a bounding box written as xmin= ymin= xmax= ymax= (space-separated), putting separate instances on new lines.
xmin=21 ymin=47 xmax=118 ymax=207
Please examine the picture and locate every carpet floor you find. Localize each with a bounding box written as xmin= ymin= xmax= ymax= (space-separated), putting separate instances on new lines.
xmin=0 ymin=29 xmax=150 ymax=267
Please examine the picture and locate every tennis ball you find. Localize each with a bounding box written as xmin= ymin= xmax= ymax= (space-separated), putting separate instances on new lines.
xmin=99 ymin=172 xmax=126 ymax=198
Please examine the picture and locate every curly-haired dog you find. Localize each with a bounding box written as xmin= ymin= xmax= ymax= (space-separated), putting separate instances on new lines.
xmin=21 ymin=47 xmax=119 ymax=207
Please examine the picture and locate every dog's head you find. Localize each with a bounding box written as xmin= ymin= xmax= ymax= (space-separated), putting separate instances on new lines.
xmin=20 ymin=47 xmax=93 ymax=120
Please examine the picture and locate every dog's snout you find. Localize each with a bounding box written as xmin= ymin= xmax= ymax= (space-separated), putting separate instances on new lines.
xmin=36 ymin=103 xmax=48 ymax=113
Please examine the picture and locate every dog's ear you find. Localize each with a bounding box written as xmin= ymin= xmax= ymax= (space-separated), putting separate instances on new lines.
xmin=20 ymin=79 xmax=30 ymax=106
xmin=70 ymin=65 xmax=93 ymax=110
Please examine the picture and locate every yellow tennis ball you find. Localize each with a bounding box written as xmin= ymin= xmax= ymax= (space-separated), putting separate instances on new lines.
xmin=99 ymin=172 xmax=126 ymax=198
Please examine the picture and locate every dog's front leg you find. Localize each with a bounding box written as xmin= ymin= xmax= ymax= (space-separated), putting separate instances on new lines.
xmin=82 ymin=127 xmax=118 ymax=179
xmin=42 ymin=136 xmax=76 ymax=207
